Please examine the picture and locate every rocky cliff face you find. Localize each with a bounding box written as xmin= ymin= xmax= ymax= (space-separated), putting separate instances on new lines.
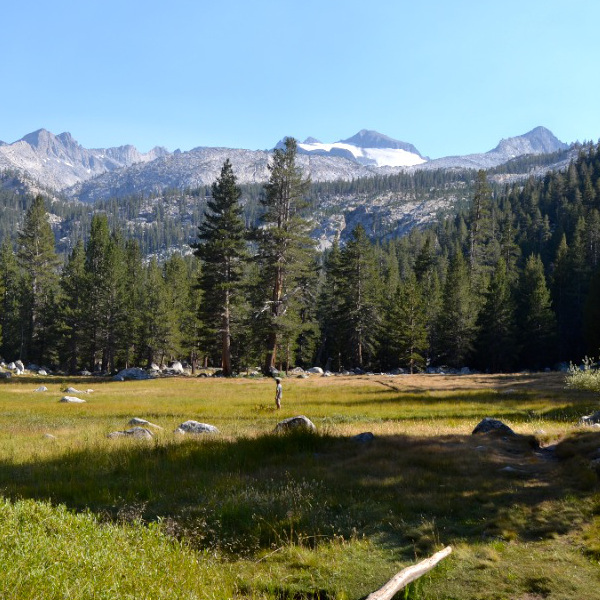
xmin=0 ymin=129 xmax=168 ymax=190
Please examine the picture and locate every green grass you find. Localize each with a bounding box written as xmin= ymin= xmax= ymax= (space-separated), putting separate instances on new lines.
xmin=1 ymin=373 xmax=600 ymax=599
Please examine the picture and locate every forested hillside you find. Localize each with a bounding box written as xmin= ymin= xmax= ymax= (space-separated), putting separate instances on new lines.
xmin=0 ymin=142 xmax=599 ymax=374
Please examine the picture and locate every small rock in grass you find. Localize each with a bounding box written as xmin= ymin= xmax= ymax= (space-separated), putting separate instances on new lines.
xmin=472 ymin=418 xmax=515 ymax=436
xmin=579 ymin=411 xmax=600 ymax=426
xmin=352 ymin=432 xmax=375 ymax=443
xmin=174 ymin=420 xmax=220 ymax=435
xmin=59 ymin=395 xmax=86 ymax=404
xmin=129 ymin=417 xmax=163 ymax=430
xmin=107 ymin=427 xmax=154 ymax=440
xmin=43 ymin=433 xmax=57 ymax=440
xmin=274 ymin=415 xmax=317 ymax=433
xmin=34 ymin=386 xmax=48 ymax=392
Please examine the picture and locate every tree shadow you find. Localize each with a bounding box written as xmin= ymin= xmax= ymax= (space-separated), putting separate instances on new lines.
xmin=0 ymin=428 xmax=597 ymax=558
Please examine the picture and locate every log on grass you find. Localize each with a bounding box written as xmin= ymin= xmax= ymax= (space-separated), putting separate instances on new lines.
xmin=366 ymin=546 xmax=452 ymax=600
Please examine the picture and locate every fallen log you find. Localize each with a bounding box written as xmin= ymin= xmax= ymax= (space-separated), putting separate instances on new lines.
xmin=366 ymin=545 xmax=452 ymax=600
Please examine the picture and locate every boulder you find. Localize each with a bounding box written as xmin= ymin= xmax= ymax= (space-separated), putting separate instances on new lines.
xmin=107 ymin=427 xmax=154 ymax=440
xmin=174 ymin=420 xmax=220 ymax=435
xmin=38 ymin=369 xmax=48 ymax=376
xmin=64 ymin=386 xmax=90 ymax=394
xmin=113 ymin=367 xmax=151 ymax=381
xmin=274 ymin=415 xmax=317 ymax=433
xmin=170 ymin=361 xmax=184 ymax=374
xmin=307 ymin=367 xmax=324 ymax=375
xmin=352 ymin=432 xmax=375 ymax=443
xmin=59 ymin=396 xmax=86 ymax=403
xmin=149 ymin=362 xmax=162 ymax=371
xmin=79 ymin=370 xmax=92 ymax=376
xmin=15 ymin=360 xmax=25 ymax=371
xmin=129 ymin=417 xmax=163 ymax=430
xmin=472 ymin=418 xmax=515 ymax=436
xmin=34 ymin=386 xmax=48 ymax=392
xmin=7 ymin=362 xmax=16 ymax=370
xmin=0 ymin=372 xmax=12 ymax=379
xmin=43 ymin=433 xmax=57 ymax=440
xmin=579 ymin=411 xmax=600 ymax=426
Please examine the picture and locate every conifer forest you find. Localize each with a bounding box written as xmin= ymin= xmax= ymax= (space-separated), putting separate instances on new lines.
xmin=1 ymin=138 xmax=600 ymax=375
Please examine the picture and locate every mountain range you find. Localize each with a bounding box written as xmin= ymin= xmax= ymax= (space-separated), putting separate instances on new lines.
xmin=0 ymin=126 xmax=570 ymax=203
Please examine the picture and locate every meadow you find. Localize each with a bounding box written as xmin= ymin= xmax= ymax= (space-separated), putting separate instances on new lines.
xmin=1 ymin=372 xmax=600 ymax=599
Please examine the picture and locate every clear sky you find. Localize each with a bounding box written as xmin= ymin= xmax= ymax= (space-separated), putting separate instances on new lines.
xmin=2 ymin=0 xmax=599 ymax=158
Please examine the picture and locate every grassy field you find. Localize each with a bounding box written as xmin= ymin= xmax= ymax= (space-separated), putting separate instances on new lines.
xmin=1 ymin=372 xmax=600 ymax=599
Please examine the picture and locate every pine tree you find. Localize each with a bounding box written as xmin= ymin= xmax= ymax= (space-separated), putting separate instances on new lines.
xmin=475 ymin=258 xmax=517 ymax=372
xmin=59 ymin=240 xmax=87 ymax=373
xmin=255 ymin=138 xmax=313 ymax=373
xmin=16 ymin=195 xmax=61 ymax=364
xmin=0 ymin=242 xmax=21 ymax=360
xmin=336 ymin=224 xmax=382 ymax=369
xmin=83 ymin=215 xmax=126 ymax=372
xmin=388 ymin=270 xmax=428 ymax=373
xmin=516 ymin=254 xmax=557 ymax=369
xmin=583 ymin=266 xmax=600 ymax=356
xmin=437 ymin=252 xmax=477 ymax=368
xmin=192 ymin=159 xmax=247 ymax=376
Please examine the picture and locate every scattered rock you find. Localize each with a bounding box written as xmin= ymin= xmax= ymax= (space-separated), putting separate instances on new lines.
xmin=15 ymin=360 xmax=24 ymax=371
xmin=352 ymin=432 xmax=375 ymax=443
xmin=59 ymin=396 xmax=86 ymax=403
xmin=322 ymin=371 xmax=332 ymax=377
xmin=79 ymin=370 xmax=92 ymax=376
xmin=174 ymin=420 xmax=220 ymax=435
xmin=170 ymin=361 xmax=184 ymax=374
xmin=129 ymin=417 xmax=163 ymax=430
xmin=64 ymin=386 xmax=91 ymax=394
xmin=34 ymin=386 xmax=48 ymax=392
xmin=499 ymin=465 xmax=525 ymax=474
xmin=43 ymin=433 xmax=57 ymax=440
xmin=274 ymin=415 xmax=317 ymax=433
xmin=38 ymin=369 xmax=48 ymax=376
xmin=472 ymin=418 xmax=515 ymax=436
xmin=7 ymin=362 xmax=16 ymax=370
xmin=579 ymin=411 xmax=600 ymax=426
xmin=113 ymin=367 xmax=151 ymax=381
xmin=107 ymin=427 xmax=154 ymax=439
xmin=307 ymin=367 xmax=324 ymax=375
xmin=0 ymin=372 xmax=12 ymax=379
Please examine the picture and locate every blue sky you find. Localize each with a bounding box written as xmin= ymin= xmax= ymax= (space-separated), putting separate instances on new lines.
xmin=2 ymin=0 xmax=599 ymax=158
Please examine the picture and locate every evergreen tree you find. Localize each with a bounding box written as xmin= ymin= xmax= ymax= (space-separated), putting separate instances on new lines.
xmin=336 ymin=224 xmax=382 ymax=368
xmin=437 ymin=252 xmax=477 ymax=368
xmin=84 ymin=215 xmax=126 ymax=372
xmin=516 ymin=254 xmax=557 ymax=369
xmin=59 ymin=241 xmax=87 ymax=373
xmin=0 ymin=242 xmax=21 ymax=360
xmin=255 ymin=137 xmax=314 ymax=373
xmin=192 ymin=159 xmax=247 ymax=376
xmin=475 ymin=258 xmax=517 ymax=372
xmin=388 ymin=270 xmax=428 ymax=373
xmin=16 ymin=195 xmax=61 ymax=364
xmin=583 ymin=266 xmax=600 ymax=356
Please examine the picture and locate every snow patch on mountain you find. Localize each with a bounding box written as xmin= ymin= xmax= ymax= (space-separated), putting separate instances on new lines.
xmin=297 ymin=140 xmax=426 ymax=167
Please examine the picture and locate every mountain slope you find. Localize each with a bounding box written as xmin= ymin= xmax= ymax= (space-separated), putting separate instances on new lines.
xmin=296 ymin=129 xmax=426 ymax=167
xmin=0 ymin=129 xmax=168 ymax=190
xmin=420 ymin=126 xmax=568 ymax=170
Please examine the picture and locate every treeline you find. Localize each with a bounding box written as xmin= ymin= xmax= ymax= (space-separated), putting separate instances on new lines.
xmin=1 ymin=142 xmax=600 ymax=374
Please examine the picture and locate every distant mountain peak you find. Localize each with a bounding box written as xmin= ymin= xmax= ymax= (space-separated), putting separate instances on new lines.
xmin=339 ymin=129 xmax=422 ymax=156
xmin=491 ymin=126 xmax=568 ymax=156
xmin=303 ymin=136 xmax=321 ymax=144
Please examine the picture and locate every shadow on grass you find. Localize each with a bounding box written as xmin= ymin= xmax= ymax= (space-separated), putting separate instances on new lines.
xmin=0 ymin=427 xmax=599 ymax=558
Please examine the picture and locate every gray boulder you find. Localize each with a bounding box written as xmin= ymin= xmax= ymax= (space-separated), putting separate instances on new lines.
xmin=113 ymin=367 xmax=151 ymax=381
xmin=274 ymin=415 xmax=317 ymax=433
xmin=60 ymin=396 xmax=86 ymax=403
xmin=38 ymin=369 xmax=48 ymax=376
xmin=7 ymin=362 xmax=16 ymax=370
xmin=352 ymin=432 xmax=375 ymax=443
xmin=307 ymin=367 xmax=324 ymax=374
xmin=579 ymin=411 xmax=600 ymax=426
xmin=34 ymin=386 xmax=48 ymax=392
xmin=0 ymin=372 xmax=12 ymax=379
xmin=472 ymin=418 xmax=515 ymax=436
xmin=15 ymin=360 xmax=25 ymax=371
xmin=107 ymin=427 xmax=154 ymax=440
xmin=174 ymin=420 xmax=220 ymax=435
xmin=170 ymin=361 xmax=184 ymax=374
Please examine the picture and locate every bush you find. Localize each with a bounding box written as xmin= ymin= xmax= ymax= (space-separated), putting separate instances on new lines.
xmin=566 ymin=357 xmax=600 ymax=394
